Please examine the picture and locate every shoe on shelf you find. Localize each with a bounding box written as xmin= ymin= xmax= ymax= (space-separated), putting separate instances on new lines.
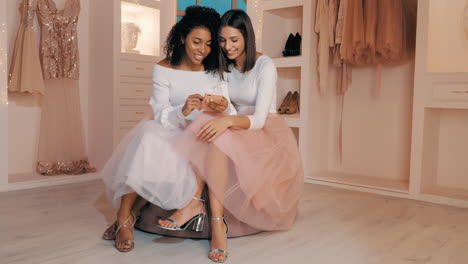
xmin=208 ymin=217 xmax=229 ymax=263
xmin=282 ymin=33 xmax=295 ymax=57
xmin=285 ymin=91 xmax=300 ymax=115
xmin=290 ymin=32 xmax=302 ymax=56
xmin=157 ymin=196 xmax=206 ymax=232
xmin=278 ymin=91 xmax=293 ymax=114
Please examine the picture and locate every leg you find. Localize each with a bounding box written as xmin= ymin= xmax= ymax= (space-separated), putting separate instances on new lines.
xmin=131 ymin=195 xmax=149 ymax=218
xmin=158 ymin=172 xmax=206 ymax=229
xmin=103 ymin=194 xmax=146 ymax=240
xmin=114 ymin=192 xmax=138 ymax=251
xmin=206 ymin=145 xmax=229 ymax=263
xmin=208 ymin=191 xmax=228 ymax=262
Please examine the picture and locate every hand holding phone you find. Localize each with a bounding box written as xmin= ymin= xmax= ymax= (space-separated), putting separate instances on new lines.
xmin=201 ymin=94 xmax=228 ymax=112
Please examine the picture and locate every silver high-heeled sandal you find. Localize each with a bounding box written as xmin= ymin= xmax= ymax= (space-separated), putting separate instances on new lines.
xmin=208 ymin=217 xmax=229 ymax=263
xmin=157 ymin=197 xmax=206 ymax=232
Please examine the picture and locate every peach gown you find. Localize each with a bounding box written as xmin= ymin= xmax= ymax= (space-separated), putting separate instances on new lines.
xmin=8 ymin=0 xmax=45 ymax=95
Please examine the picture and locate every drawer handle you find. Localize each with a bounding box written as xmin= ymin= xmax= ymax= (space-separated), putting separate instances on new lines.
xmin=136 ymin=67 xmax=145 ymax=70
xmin=135 ymin=89 xmax=145 ymax=93
xmin=135 ymin=111 xmax=145 ymax=114
xmin=451 ymin=91 xmax=468 ymax=94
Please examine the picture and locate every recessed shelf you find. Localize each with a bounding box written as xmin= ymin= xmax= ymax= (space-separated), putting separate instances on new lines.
xmin=282 ymin=114 xmax=301 ymax=128
xmin=273 ymin=56 xmax=305 ymax=68
xmin=261 ymin=6 xmax=303 ymax=58
xmin=309 ymin=64 xmax=414 ymax=196
xmin=291 ymin=127 xmax=300 ymax=145
xmin=421 ymin=108 xmax=468 ymax=201
xmin=121 ymin=1 xmax=161 ymax=57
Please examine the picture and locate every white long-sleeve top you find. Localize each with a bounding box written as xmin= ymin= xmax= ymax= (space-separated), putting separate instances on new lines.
xmin=227 ymin=55 xmax=278 ymax=130
xmin=150 ymin=64 xmax=235 ymax=130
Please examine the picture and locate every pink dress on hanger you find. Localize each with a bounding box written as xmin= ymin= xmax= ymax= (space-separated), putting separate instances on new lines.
xmin=8 ymin=0 xmax=45 ymax=95
xmin=36 ymin=0 xmax=94 ymax=175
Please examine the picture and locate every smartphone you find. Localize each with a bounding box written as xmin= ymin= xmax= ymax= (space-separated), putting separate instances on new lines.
xmin=201 ymin=94 xmax=225 ymax=111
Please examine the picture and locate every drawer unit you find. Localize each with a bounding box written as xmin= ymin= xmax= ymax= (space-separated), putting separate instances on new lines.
xmin=432 ymin=82 xmax=468 ymax=102
xmin=119 ymin=105 xmax=152 ymax=122
xmin=119 ymin=77 xmax=153 ymax=99
xmin=118 ymin=122 xmax=138 ymax=142
xmin=120 ymin=60 xmax=154 ymax=78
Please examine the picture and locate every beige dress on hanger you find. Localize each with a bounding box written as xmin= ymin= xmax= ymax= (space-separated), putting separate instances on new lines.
xmin=36 ymin=0 xmax=95 ymax=175
xmin=8 ymin=0 xmax=45 ymax=95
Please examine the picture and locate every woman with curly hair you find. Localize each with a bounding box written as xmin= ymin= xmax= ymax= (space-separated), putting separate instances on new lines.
xmin=100 ymin=6 xmax=232 ymax=252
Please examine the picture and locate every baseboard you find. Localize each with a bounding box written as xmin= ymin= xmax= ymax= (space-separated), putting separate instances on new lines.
xmin=5 ymin=173 xmax=101 ymax=192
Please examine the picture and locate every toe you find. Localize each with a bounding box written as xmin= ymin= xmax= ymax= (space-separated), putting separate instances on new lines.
xmin=208 ymin=252 xmax=216 ymax=261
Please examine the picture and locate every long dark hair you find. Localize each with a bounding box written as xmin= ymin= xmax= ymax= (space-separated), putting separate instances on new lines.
xmin=164 ymin=6 xmax=221 ymax=73
xmin=219 ymin=9 xmax=257 ymax=73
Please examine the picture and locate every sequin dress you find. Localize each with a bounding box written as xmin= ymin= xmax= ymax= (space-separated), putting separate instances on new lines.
xmin=37 ymin=0 xmax=80 ymax=79
xmin=8 ymin=0 xmax=45 ymax=94
xmin=36 ymin=0 xmax=95 ymax=176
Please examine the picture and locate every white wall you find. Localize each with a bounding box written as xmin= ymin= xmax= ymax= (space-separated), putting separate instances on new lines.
xmin=7 ymin=0 xmax=91 ymax=175
xmin=0 ymin=0 xmax=9 ymax=189
xmin=427 ymin=0 xmax=468 ymax=72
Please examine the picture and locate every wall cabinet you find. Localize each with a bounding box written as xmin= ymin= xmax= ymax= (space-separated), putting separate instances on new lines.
xmin=258 ymin=0 xmax=313 ymax=174
xmin=256 ymin=0 xmax=468 ymax=208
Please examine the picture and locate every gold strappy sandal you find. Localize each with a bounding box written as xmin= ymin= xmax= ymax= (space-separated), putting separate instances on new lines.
xmin=114 ymin=212 xmax=136 ymax=252
xmin=102 ymin=221 xmax=117 ymax=240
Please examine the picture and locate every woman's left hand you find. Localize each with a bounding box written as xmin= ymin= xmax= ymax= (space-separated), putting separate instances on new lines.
xmin=207 ymin=96 xmax=228 ymax=113
xmin=197 ymin=116 xmax=232 ymax=142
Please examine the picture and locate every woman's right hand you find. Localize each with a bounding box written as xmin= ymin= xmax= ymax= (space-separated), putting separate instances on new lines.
xmin=182 ymin=94 xmax=204 ymax=116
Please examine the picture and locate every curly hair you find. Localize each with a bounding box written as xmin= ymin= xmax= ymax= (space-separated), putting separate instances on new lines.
xmin=164 ymin=6 xmax=221 ymax=73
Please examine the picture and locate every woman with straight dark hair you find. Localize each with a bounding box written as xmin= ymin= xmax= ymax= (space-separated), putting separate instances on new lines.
xmin=100 ymin=6 xmax=234 ymax=252
xmin=175 ymin=9 xmax=304 ymax=263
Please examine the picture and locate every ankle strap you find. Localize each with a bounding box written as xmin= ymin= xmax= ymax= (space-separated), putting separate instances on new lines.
xmin=211 ymin=217 xmax=224 ymax=220
xmin=192 ymin=196 xmax=205 ymax=202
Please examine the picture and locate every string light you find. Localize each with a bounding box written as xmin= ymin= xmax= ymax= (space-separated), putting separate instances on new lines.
xmin=0 ymin=18 xmax=8 ymax=106
xmin=252 ymin=0 xmax=263 ymax=50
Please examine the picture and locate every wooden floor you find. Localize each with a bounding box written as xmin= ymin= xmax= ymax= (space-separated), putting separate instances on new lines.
xmin=2 ymin=180 xmax=468 ymax=264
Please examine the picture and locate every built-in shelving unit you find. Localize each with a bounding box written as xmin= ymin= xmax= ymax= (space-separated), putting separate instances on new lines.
xmin=260 ymin=0 xmax=313 ymax=175
xmin=257 ymin=0 xmax=468 ymax=208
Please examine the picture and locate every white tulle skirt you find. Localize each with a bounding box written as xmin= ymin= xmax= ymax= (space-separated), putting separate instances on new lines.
xmin=102 ymin=117 xmax=197 ymax=209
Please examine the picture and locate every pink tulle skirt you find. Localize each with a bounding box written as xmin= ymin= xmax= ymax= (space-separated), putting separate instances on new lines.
xmin=174 ymin=112 xmax=304 ymax=231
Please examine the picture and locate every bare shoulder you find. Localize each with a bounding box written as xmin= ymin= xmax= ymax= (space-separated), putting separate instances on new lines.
xmin=157 ymin=58 xmax=172 ymax=68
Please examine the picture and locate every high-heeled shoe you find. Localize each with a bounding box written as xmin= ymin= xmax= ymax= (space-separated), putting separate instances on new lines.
xmin=208 ymin=217 xmax=229 ymax=263
xmin=102 ymin=221 xmax=117 ymax=240
xmin=282 ymin=33 xmax=295 ymax=57
xmin=277 ymin=91 xmax=293 ymax=114
xmin=290 ymin=32 xmax=302 ymax=56
xmin=284 ymin=91 xmax=300 ymax=114
xmin=114 ymin=211 xmax=136 ymax=252
xmin=157 ymin=196 xmax=206 ymax=232
xmin=102 ymin=210 xmax=141 ymax=240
